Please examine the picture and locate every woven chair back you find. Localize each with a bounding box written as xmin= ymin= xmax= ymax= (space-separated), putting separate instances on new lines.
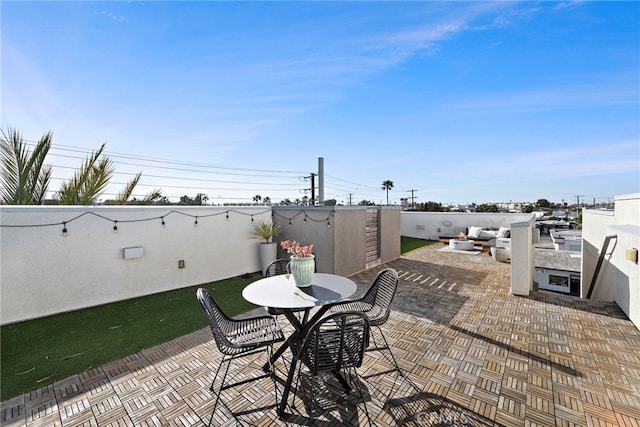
xmin=298 ymin=311 xmax=369 ymax=375
xmin=264 ymin=259 xmax=290 ymax=277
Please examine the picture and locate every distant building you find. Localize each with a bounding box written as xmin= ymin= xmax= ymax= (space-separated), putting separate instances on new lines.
xmin=536 ymin=219 xmax=577 ymax=235
xmin=535 ymin=249 xmax=581 ymax=295
xmin=550 ymin=229 xmax=582 ymax=252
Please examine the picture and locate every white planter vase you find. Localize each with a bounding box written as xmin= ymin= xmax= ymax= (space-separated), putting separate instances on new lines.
xmin=258 ymin=242 xmax=277 ymax=275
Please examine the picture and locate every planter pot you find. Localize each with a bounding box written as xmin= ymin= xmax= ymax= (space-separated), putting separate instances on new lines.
xmin=290 ymin=255 xmax=315 ymax=287
xmin=491 ymin=247 xmax=511 ymax=263
xmin=258 ymin=242 xmax=277 ymax=275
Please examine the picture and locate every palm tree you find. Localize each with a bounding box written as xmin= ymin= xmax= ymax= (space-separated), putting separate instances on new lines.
xmin=253 ymin=194 xmax=262 ymax=205
xmin=381 ymin=180 xmax=394 ymax=205
xmin=1 ymin=127 xmax=53 ymax=205
xmin=1 ymin=127 xmax=162 ymax=206
xmin=57 ymin=143 xmax=115 ymax=205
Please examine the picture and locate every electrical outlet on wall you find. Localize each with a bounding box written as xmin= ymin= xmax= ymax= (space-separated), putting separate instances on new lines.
xmin=178 ymin=260 xmax=185 ymax=269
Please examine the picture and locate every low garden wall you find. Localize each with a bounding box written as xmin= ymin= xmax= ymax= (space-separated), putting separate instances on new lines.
xmin=1 ymin=205 xmax=401 ymax=324
xmin=0 ymin=206 xmax=269 ymax=324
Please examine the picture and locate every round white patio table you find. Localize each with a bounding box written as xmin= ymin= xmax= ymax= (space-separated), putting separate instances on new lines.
xmin=242 ymin=273 xmax=357 ymax=311
xmin=242 ymin=272 xmax=357 ymax=417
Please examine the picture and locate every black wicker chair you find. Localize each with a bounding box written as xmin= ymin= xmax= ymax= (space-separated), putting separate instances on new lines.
xmin=265 ymin=258 xmax=290 ymax=278
xmin=328 ymin=268 xmax=409 ymax=380
xmin=280 ymin=311 xmax=372 ymax=425
xmin=196 ymin=288 xmax=285 ymax=424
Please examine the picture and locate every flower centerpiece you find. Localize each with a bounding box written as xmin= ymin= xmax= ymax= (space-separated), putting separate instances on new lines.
xmin=281 ymin=240 xmax=315 ymax=287
xmin=281 ymin=240 xmax=314 ymax=258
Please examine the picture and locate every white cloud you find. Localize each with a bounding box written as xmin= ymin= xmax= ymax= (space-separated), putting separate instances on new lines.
xmin=99 ymin=10 xmax=127 ymax=23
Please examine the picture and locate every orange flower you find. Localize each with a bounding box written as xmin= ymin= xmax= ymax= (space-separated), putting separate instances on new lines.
xmin=280 ymin=240 xmax=314 ymax=258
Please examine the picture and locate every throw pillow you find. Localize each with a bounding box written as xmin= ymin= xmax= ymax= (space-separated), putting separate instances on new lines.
xmin=497 ymin=227 xmax=510 ymax=238
xmin=468 ymin=226 xmax=483 ymax=238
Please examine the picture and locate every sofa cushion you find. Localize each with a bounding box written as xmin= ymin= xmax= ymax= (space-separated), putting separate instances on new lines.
xmin=479 ymin=229 xmax=498 ymax=239
xmin=497 ymin=227 xmax=510 ymax=238
xmin=468 ymin=226 xmax=483 ymax=238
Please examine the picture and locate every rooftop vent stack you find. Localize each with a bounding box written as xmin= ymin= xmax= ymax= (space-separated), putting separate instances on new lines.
xmin=318 ymin=157 xmax=324 ymax=205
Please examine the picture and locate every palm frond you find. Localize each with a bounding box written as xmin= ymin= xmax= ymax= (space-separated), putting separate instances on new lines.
xmin=141 ymin=189 xmax=163 ymax=205
xmin=0 ymin=127 xmax=52 ymax=205
xmin=57 ymin=143 xmax=114 ymax=205
xmin=113 ymin=172 xmax=142 ymax=205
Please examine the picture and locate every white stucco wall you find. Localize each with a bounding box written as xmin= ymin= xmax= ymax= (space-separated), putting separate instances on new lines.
xmin=582 ymin=193 xmax=640 ymax=328
xmin=400 ymin=212 xmax=531 ymax=240
xmin=0 ymin=206 xmax=271 ymax=324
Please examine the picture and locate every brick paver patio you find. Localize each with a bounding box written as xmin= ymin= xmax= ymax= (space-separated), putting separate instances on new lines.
xmin=2 ymin=243 xmax=639 ymax=426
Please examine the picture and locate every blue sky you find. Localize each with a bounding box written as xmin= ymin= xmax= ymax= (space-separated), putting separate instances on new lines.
xmin=2 ymin=1 xmax=639 ymax=206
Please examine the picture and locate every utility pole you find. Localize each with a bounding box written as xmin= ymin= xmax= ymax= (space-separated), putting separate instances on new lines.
xmin=317 ymin=157 xmax=324 ymax=206
xmin=407 ymin=189 xmax=418 ymax=209
xmin=310 ymin=173 xmax=316 ymax=205
xmin=347 ymin=193 xmax=353 ymax=206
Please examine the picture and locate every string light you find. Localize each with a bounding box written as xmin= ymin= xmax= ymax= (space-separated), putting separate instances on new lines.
xmin=1 ymin=208 xmax=330 ymax=235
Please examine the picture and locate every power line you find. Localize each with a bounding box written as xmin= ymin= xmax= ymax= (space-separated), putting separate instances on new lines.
xmin=50 ymin=166 xmax=304 ymax=187
xmin=325 ymin=174 xmax=380 ymax=191
xmin=18 ymin=140 xmax=393 ymax=203
xmin=27 ymin=141 xmax=308 ymax=175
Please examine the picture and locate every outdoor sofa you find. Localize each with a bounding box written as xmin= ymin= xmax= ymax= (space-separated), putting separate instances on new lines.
xmin=438 ymin=226 xmax=511 ymax=251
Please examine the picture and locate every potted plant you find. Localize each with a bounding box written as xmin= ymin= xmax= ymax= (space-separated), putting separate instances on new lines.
xmin=281 ymin=240 xmax=315 ymax=287
xmin=251 ymin=219 xmax=282 ymax=274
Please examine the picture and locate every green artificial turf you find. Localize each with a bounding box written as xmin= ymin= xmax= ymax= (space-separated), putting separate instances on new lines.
xmin=401 ymin=236 xmax=436 ymax=254
xmin=0 ymin=273 xmax=261 ymax=401
xmin=1 ymin=240 xmax=432 ymax=401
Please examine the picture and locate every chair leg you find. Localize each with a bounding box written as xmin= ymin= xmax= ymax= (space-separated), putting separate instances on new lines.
xmin=208 ymin=356 xmax=232 ymax=426
xmin=266 ymin=344 xmax=280 ymax=411
xmin=371 ymin=327 xmax=402 ymax=373
xmin=370 ymin=326 xmax=421 ymax=393
xmin=278 ymin=356 xmax=299 ymax=417
xmin=348 ymin=367 xmax=372 ymax=427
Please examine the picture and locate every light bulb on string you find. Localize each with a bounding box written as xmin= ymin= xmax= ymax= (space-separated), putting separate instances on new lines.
xmin=113 ymin=221 xmax=118 ymax=232
xmin=251 ymin=215 xmax=254 ymax=222
xmin=161 ymin=217 xmax=166 ymax=227
xmin=62 ymin=222 xmax=68 ymax=236
xmin=226 ymin=211 xmax=229 ymax=220
xmin=194 ymin=216 xmax=198 ymax=226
